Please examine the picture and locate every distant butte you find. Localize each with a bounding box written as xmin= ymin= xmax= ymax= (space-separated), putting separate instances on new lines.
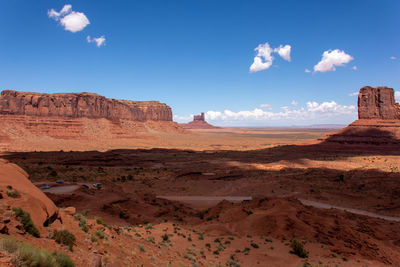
xmin=324 ymin=86 xmax=400 ymax=145
xmin=181 ymin=112 xmax=219 ymax=129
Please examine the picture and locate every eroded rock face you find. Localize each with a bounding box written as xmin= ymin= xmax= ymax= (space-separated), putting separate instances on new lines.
xmin=358 ymin=86 xmax=400 ymax=120
xmin=0 ymin=90 xmax=172 ymax=122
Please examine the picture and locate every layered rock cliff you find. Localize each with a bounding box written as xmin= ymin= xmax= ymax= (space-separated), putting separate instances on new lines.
xmin=0 ymin=90 xmax=172 ymax=122
xmin=358 ymin=86 xmax=400 ymax=120
xmin=324 ymin=86 xmax=400 ymax=146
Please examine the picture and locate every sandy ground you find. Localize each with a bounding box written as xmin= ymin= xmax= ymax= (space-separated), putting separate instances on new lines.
xmin=2 ymin=127 xmax=400 ymax=266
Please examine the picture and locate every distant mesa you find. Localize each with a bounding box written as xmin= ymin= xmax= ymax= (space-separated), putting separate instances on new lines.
xmin=0 ymin=90 xmax=183 ymax=151
xmin=181 ymin=112 xmax=219 ymax=129
xmin=0 ymin=90 xmax=172 ymax=122
xmin=324 ymin=86 xmax=400 ymax=145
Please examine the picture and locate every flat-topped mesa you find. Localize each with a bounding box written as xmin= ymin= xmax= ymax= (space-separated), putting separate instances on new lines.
xmin=0 ymin=90 xmax=172 ymax=122
xmin=358 ymin=86 xmax=400 ymax=120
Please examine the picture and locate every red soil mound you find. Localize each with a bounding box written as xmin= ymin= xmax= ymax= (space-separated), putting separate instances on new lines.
xmin=196 ymin=198 xmax=400 ymax=265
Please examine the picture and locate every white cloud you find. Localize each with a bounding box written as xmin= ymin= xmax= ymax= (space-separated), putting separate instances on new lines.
xmin=60 ymin=12 xmax=90 ymax=33
xmin=48 ymin=5 xmax=90 ymax=33
xmin=291 ymin=100 xmax=298 ymax=106
xmin=395 ymin=91 xmax=400 ymax=102
xmin=174 ymin=101 xmax=357 ymax=126
xmin=352 ymin=66 xmax=357 ymax=70
xmin=274 ymin=45 xmax=291 ymax=61
xmin=249 ymin=42 xmax=291 ymax=73
xmin=260 ymin=104 xmax=272 ymax=110
xmin=48 ymin=4 xmax=71 ymax=20
xmin=87 ymin=35 xmax=106 ymax=47
xmin=313 ymin=49 xmax=354 ymax=73
xmin=60 ymin=5 xmax=72 ymax=16
xmin=390 ymin=56 xmax=397 ymax=60
xmin=348 ymin=92 xmax=358 ymax=97
xmin=173 ymin=114 xmax=193 ymax=121
xmin=250 ymin=56 xmax=273 ymax=72
xmin=305 ymin=69 xmax=311 ymax=73
xmin=205 ymin=101 xmax=355 ymax=124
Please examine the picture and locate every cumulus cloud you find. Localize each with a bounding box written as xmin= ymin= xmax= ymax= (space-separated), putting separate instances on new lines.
xmin=260 ymin=104 xmax=272 ymax=110
xmin=48 ymin=4 xmax=71 ymax=19
xmin=291 ymin=100 xmax=298 ymax=106
xmin=396 ymin=91 xmax=400 ymax=102
xmin=352 ymin=66 xmax=357 ymax=70
xmin=305 ymin=69 xmax=311 ymax=73
xmin=174 ymin=101 xmax=356 ymax=126
xmin=274 ymin=45 xmax=291 ymax=61
xmin=48 ymin=4 xmax=90 ymax=33
xmin=204 ymin=101 xmax=355 ymax=123
xmin=250 ymin=56 xmax=273 ymax=72
xmin=173 ymin=114 xmax=193 ymax=121
xmin=249 ymin=42 xmax=291 ymax=73
xmin=390 ymin=56 xmax=397 ymax=60
xmin=348 ymin=92 xmax=358 ymax=97
xmin=87 ymin=35 xmax=106 ymax=47
xmin=313 ymin=49 xmax=354 ymax=73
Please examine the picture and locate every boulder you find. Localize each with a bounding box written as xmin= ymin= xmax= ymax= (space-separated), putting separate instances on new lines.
xmin=63 ymin=207 xmax=76 ymax=215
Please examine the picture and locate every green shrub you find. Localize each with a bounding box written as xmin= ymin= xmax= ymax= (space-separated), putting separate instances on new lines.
xmin=7 ymin=189 xmax=21 ymax=198
xmin=161 ymin=233 xmax=169 ymax=242
xmin=52 ymin=252 xmax=75 ymax=267
xmin=144 ymin=223 xmax=153 ymax=230
xmin=51 ymin=230 xmax=76 ymax=251
xmin=290 ymin=239 xmax=308 ymax=258
xmin=0 ymin=237 xmax=19 ymax=253
xmin=12 ymin=208 xmax=40 ymax=237
xmin=90 ymin=234 xmax=98 ymax=243
xmin=138 ymin=244 xmax=145 ymax=252
xmin=226 ymin=257 xmax=241 ymax=267
xmin=95 ymin=229 xmax=107 ymax=240
xmin=81 ymin=210 xmax=90 ymax=217
xmin=250 ymin=242 xmax=259 ymax=248
xmin=0 ymin=237 xmax=75 ymax=267
xmin=73 ymin=213 xmax=88 ymax=232
xmin=96 ymin=217 xmax=103 ymax=225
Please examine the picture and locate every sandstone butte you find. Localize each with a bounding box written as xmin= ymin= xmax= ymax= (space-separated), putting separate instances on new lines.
xmin=0 ymin=90 xmax=172 ymax=122
xmin=181 ymin=112 xmax=219 ymax=129
xmin=325 ymin=86 xmax=400 ymax=145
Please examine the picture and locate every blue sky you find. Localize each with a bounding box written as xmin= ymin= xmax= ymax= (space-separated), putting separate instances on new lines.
xmin=0 ymin=0 xmax=399 ymax=126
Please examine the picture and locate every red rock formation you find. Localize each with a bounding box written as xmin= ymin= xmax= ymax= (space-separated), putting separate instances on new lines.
xmin=193 ymin=112 xmax=205 ymax=121
xmin=323 ymin=86 xmax=400 ymax=145
xmin=181 ymin=112 xmax=219 ymax=129
xmin=0 ymin=90 xmax=172 ymax=122
xmin=358 ymin=86 xmax=400 ymax=120
xmin=0 ymin=159 xmax=58 ymax=229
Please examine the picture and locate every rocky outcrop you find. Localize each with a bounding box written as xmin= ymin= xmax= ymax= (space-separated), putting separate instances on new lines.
xmin=181 ymin=112 xmax=219 ymax=129
xmin=0 ymin=159 xmax=58 ymax=229
xmin=0 ymin=90 xmax=172 ymax=122
xmin=358 ymin=86 xmax=400 ymax=120
xmin=323 ymin=86 xmax=400 ymax=146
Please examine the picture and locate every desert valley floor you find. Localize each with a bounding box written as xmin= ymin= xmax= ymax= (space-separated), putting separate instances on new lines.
xmin=2 ymin=126 xmax=400 ymax=266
